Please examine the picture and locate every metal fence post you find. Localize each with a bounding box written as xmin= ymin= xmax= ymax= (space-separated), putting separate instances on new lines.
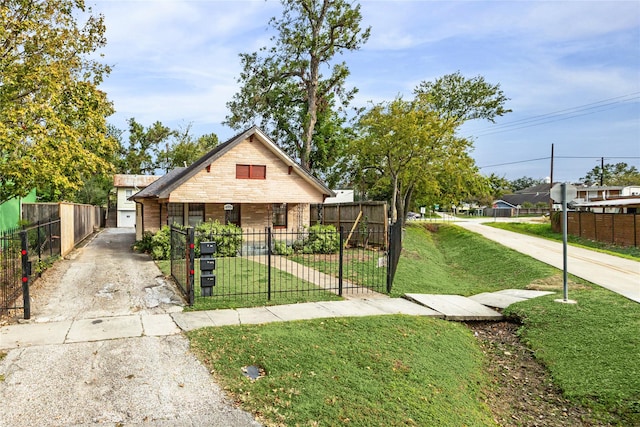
xmin=338 ymin=226 xmax=344 ymax=296
xmin=20 ymin=231 xmax=30 ymax=320
xmin=267 ymin=227 xmax=272 ymax=301
xmin=187 ymin=227 xmax=195 ymax=306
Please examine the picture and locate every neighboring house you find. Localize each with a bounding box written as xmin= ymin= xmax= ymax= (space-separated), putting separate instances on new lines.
xmin=500 ymin=183 xmax=551 ymax=208
xmin=0 ymin=189 xmax=36 ymax=232
xmin=324 ymin=189 xmax=354 ymax=204
xmin=574 ymin=197 xmax=640 ymax=214
xmin=574 ymin=185 xmax=640 ymax=203
xmin=113 ymin=174 xmax=162 ymax=227
xmin=130 ymin=126 xmax=335 ymax=241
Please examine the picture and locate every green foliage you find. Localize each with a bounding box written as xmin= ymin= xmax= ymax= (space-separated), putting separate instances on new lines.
xmin=150 ymin=226 xmax=172 ymax=260
xmin=580 ymin=162 xmax=640 ymax=186
xmin=414 ymin=71 xmax=512 ymax=124
xmin=133 ymin=231 xmax=155 ymax=254
xmin=115 ymin=119 xmax=219 ymax=174
xmin=509 ymin=176 xmax=544 ymax=192
xmin=351 ymin=73 xmax=509 ymax=223
xmin=0 ymin=0 xmax=117 ymax=204
xmin=224 ymin=0 xmax=370 ymax=173
xmin=296 ymin=224 xmax=339 ymax=254
xmin=188 ymin=316 xmax=495 ymax=426
xmin=272 ymin=240 xmax=294 ymax=255
xmin=392 ymin=224 xmax=557 ymax=296
xmin=194 ymin=220 xmax=243 ymax=257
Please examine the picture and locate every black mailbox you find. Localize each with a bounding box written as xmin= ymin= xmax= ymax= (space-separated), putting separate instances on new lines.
xmin=200 ymin=258 xmax=216 ymax=271
xmin=200 ymin=242 xmax=217 ymax=255
xmin=200 ymin=241 xmax=216 ymax=297
xmin=201 ymin=274 xmax=216 ymax=287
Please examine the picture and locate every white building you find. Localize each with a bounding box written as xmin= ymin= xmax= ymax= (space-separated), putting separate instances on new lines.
xmin=112 ymin=175 xmax=162 ymax=227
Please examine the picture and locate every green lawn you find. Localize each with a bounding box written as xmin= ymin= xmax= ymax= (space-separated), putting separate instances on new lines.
xmin=156 ymin=258 xmax=342 ymax=310
xmin=486 ymin=221 xmax=640 ymax=260
xmin=188 ymin=316 xmax=495 ymax=427
xmin=182 ymin=223 xmax=640 ymax=425
xmin=391 ymin=223 xmax=558 ymax=296
xmin=505 ymin=287 xmax=640 ymax=422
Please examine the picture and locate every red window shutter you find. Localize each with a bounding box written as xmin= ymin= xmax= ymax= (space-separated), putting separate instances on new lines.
xmin=252 ymin=165 xmax=266 ymax=179
xmin=236 ymin=164 xmax=250 ymax=179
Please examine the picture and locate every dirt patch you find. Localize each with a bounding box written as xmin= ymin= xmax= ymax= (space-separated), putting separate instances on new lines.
xmin=468 ymin=321 xmax=611 ymax=426
xmin=527 ymin=275 xmax=592 ymax=292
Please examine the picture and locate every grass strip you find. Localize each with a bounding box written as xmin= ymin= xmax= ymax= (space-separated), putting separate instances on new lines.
xmin=188 ymin=315 xmax=495 ymax=427
xmin=505 ymin=289 xmax=640 ymax=424
xmin=391 ymin=223 xmax=558 ymax=296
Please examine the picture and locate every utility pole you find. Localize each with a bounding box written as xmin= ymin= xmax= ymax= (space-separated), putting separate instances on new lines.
xmin=549 ymin=143 xmax=554 ymax=215
xmin=600 ymin=157 xmax=604 ymax=186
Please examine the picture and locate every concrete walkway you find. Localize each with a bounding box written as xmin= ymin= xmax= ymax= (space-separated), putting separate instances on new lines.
xmin=1 ymin=289 xmax=556 ymax=350
xmin=455 ymin=220 xmax=640 ymax=303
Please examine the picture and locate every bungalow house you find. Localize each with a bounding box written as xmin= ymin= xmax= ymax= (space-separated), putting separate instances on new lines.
xmin=112 ymin=174 xmax=162 ymax=227
xmin=130 ymin=126 xmax=335 ymax=240
xmin=491 ymin=183 xmax=554 ymax=216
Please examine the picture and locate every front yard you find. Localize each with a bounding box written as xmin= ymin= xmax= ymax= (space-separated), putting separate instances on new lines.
xmin=183 ymin=223 xmax=640 ymax=426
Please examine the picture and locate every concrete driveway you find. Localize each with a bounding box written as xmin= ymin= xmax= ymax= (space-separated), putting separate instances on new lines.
xmin=455 ymin=219 xmax=640 ymax=303
xmin=0 ymin=228 xmax=260 ymax=426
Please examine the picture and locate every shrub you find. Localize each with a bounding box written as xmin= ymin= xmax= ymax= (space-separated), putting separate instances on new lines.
xmin=133 ymin=231 xmax=155 ymax=253
xmin=273 ymin=240 xmax=294 ymax=255
xmin=301 ymin=224 xmax=339 ymax=254
xmin=195 ymin=220 xmax=243 ymax=257
xmin=150 ymin=226 xmax=172 ymax=260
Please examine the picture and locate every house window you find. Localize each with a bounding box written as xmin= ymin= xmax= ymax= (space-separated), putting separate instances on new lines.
xmin=167 ymin=203 xmax=184 ymax=226
xmin=125 ymin=189 xmax=133 ymax=199
xmin=188 ymin=203 xmax=204 ymax=227
xmin=272 ymin=203 xmax=287 ymax=228
xmin=236 ymin=164 xmax=266 ymax=179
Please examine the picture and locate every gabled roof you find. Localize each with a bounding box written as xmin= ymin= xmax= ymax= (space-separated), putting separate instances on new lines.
xmin=131 ymin=126 xmax=334 ymax=200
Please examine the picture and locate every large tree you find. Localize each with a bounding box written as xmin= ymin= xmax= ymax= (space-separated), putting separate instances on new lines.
xmin=351 ymin=73 xmax=510 ymax=224
xmin=510 ymin=176 xmax=544 ymax=192
xmin=116 ymin=119 xmax=219 ymax=175
xmin=225 ymin=0 xmax=370 ymax=173
xmin=581 ymin=162 xmax=640 ymax=186
xmin=0 ymin=0 xmax=116 ymax=204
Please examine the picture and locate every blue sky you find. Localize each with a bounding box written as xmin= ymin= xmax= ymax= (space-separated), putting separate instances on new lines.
xmin=88 ymin=0 xmax=640 ymax=182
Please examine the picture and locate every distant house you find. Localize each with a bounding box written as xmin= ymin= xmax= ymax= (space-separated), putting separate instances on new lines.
xmin=500 ymin=183 xmax=551 ymax=208
xmin=112 ymin=174 xmax=162 ymax=227
xmin=130 ymin=126 xmax=334 ymax=240
xmin=574 ymin=185 xmax=640 ymax=203
xmin=324 ymin=189 xmax=354 ymax=204
xmin=490 ymin=183 xmax=552 ymax=216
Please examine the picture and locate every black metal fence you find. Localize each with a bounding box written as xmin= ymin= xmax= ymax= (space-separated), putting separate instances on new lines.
xmin=0 ymin=219 xmax=61 ymax=319
xmin=171 ymin=225 xmax=395 ymax=306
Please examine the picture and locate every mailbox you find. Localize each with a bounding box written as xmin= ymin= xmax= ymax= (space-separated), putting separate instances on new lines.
xmin=201 ymin=274 xmax=216 ymax=287
xmin=200 ymin=258 xmax=216 ymax=271
xmin=200 ymin=241 xmax=217 ymax=297
xmin=200 ymin=241 xmax=217 ymax=255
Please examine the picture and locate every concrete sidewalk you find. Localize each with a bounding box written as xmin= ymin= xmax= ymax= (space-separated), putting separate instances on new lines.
xmin=456 ymin=220 xmax=640 ymax=303
xmin=1 ymin=289 xmax=555 ymax=350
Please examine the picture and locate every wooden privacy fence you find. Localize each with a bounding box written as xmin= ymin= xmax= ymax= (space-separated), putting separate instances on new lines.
xmin=310 ymin=202 xmax=388 ymax=247
xmin=552 ymin=212 xmax=639 ymax=247
xmin=22 ymin=203 xmax=104 ymax=256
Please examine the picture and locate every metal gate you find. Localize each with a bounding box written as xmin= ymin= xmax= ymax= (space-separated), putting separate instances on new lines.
xmin=0 ymin=219 xmax=62 ymax=319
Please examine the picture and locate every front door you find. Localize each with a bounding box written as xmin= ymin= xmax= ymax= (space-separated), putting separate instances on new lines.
xmin=225 ymin=204 xmax=241 ymax=227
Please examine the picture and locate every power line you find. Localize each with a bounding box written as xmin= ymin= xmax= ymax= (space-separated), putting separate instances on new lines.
xmin=468 ymin=92 xmax=640 ymax=137
xmin=479 ymin=155 xmax=640 ymax=169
